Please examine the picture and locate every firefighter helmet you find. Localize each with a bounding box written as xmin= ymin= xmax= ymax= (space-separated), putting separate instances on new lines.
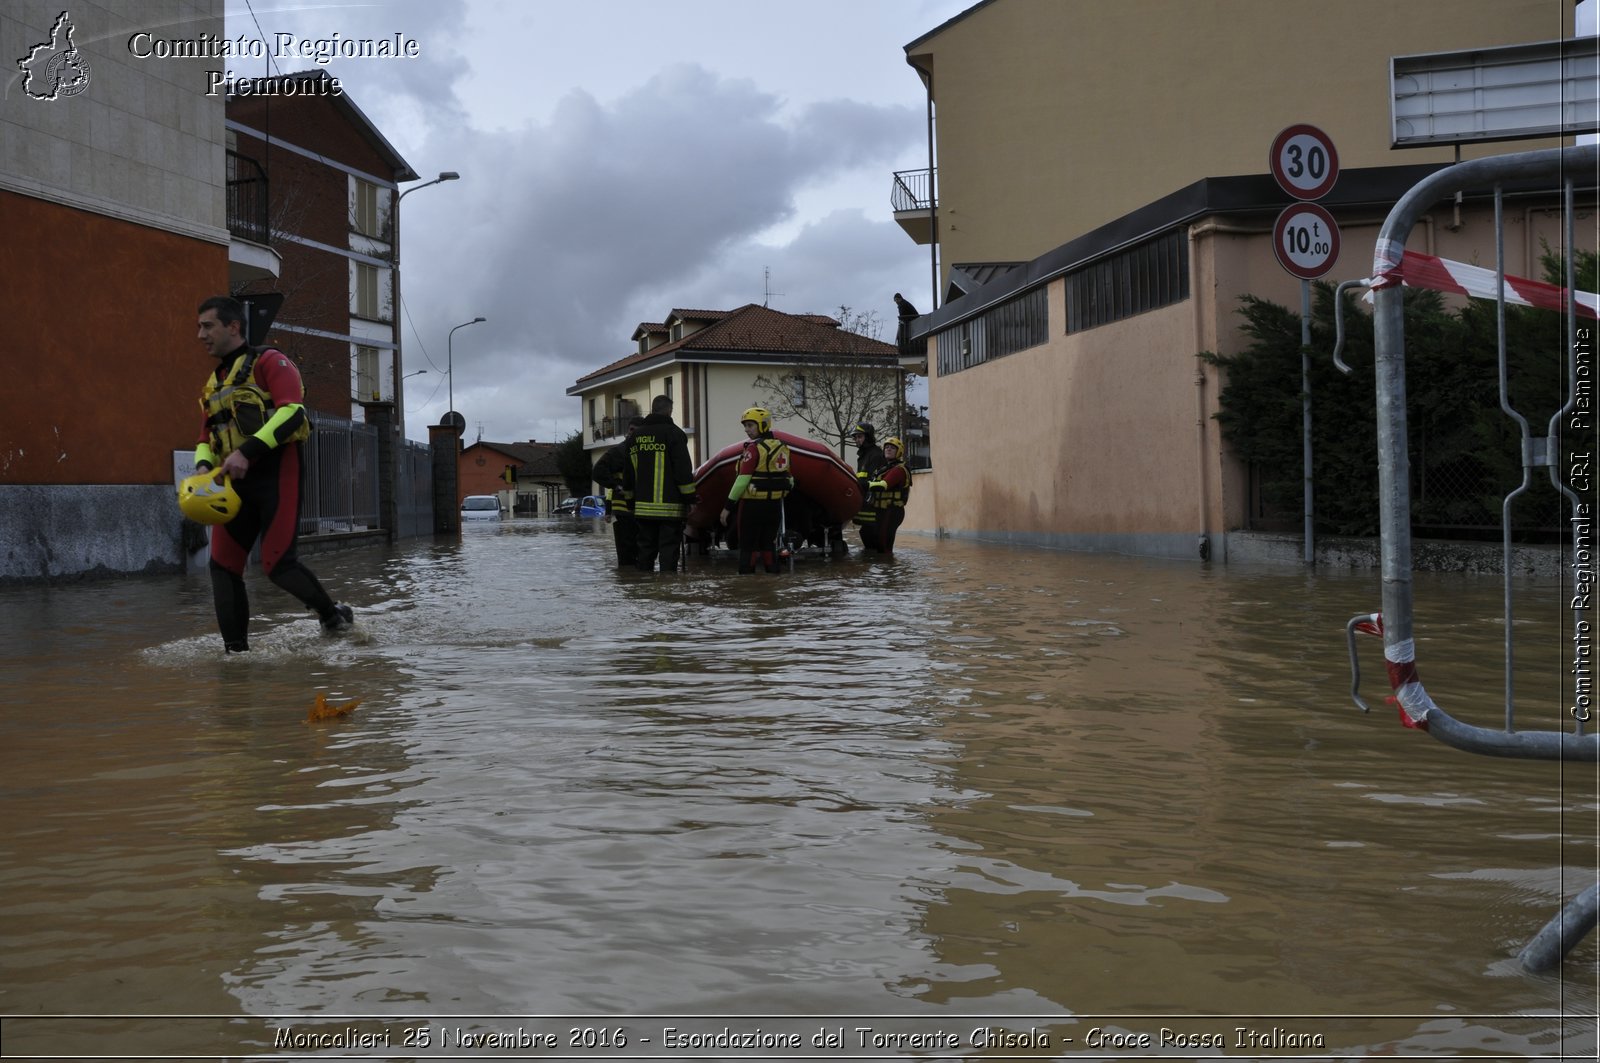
xmin=882 ymin=437 xmax=904 ymax=456
xmin=851 ymin=422 xmax=875 ymax=439
xmin=740 ymin=407 xmax=772 ymax=434
xmin=178 ymin=471 xmax=241 ymax=525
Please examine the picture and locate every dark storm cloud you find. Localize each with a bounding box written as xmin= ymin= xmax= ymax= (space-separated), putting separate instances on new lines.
xmin=402 ymin=63 xmax=924 ymax=434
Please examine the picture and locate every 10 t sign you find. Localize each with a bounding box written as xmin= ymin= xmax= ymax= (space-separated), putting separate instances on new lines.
xmin=1269 ymin=124 xmax=1340 ymax=280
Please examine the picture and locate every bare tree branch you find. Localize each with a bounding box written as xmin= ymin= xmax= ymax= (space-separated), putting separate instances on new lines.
xmin=752 ymin=306 xmax=905 ymax=452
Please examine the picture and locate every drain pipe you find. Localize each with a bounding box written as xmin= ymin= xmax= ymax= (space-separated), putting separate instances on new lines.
xmin=1187 ymin=219 xmax=1273 ymax=562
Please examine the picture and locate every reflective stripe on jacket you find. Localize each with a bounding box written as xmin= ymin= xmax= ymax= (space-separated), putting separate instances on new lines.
xmin=593 ymin=438 xmax=634 ymax=516
xmin=873 ymin=459 xmax=911 ymax=509
xmin=627 ymin=414 xmax=695 ymax=519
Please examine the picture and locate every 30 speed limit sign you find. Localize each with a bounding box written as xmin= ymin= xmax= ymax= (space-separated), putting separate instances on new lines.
xmin=1269 ymin=123 xmax=1340 ymax=200
xmin=1272 ymin=202 xmax=1340 ymax=279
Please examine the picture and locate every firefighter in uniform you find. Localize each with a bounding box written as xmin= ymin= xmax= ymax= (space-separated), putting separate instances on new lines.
xmin=193 ymin=296 xmax=352 ymax=651
xmin=628 ymin=395 xmax=696 ymax=572
xmin=592 ymin=416 xmax=643 ymax=567
xmin=864 ymin=436 xmax=911 ymax=557
xmin=849 ymin=421 xmax=886 ymax=552
xmin=721 ymin=407 xmax=793 ymax=574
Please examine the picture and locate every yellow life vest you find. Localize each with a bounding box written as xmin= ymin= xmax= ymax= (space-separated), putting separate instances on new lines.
xmin=744 ymin=437 xmax=793 ymax=500
xmin=874 ymin=459 xmax=911 ymax=508
xmin=200 ymin=347 xmax=312 ymax=460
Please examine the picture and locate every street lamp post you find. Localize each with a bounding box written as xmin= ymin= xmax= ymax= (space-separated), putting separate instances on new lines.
xmin=393 ymin=172 xmax=459 ymax=436
xmin=447 ymin=317 xmax=487 ymax=421
xmin=398 ymin=171 xmax=459 ymax=205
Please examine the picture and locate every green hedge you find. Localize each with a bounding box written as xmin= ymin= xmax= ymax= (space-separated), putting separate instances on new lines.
xmin=1203 ymin=249 xmax=1595 ymax=538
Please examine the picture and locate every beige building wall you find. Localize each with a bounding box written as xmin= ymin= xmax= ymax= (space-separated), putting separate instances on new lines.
xmin=904 ymin=0 xmax=1587 ymax=559
xmin=910 ymin=0 xmax=1567 ymax=285
xmin=918 ymin=193 xmax=1593 ymax=557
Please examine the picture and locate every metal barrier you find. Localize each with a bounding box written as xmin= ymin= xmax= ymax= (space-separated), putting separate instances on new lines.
xmin=394 ymin=438 xmax=434 ymax=539
xmin=1344 ymin=144 xmax=1598 ymax=971
xmin=299 ymin=413 xmax=380 ymax=535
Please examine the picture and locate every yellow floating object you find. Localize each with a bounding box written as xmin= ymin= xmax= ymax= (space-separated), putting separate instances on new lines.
xmin=305 ymin=692 xmax=362 ymax=723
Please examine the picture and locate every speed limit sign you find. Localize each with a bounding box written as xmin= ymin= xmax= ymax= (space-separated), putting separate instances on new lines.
xmin=1273 ymin=202 xmax=1340 ymax=279
xmin=1270 ymin=123 xmax=1339 ymax=200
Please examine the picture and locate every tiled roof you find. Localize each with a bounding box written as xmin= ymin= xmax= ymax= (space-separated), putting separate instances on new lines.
xmin=666 ymin=308 xmax=732 ymax=322
xmin=467 ymin=440 xmax=562 ymax=476
xmin=574 ymin=303 xmax=900 ymax=387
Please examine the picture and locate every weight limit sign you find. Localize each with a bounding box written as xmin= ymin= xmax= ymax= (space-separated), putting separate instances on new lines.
xmin=1272 ymin=202 xmax=1340 ymax=280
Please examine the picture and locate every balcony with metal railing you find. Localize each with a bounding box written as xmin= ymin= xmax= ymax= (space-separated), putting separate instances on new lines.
xmin=226 ymin=150 xmax=279 ymax=284
xmin=890 ymin=167 xmax=936 ymax=245
xmin=227 ymin=150 xmax=269 ymax=243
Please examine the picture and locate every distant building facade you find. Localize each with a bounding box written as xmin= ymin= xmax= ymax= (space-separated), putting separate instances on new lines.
xmin=568 ymin=303 xmax=907 ymax=477
xmin=891 ymin=0 xmax=1584 ymax=560
xmin=459 ymin=440 xmax=565 ymax=515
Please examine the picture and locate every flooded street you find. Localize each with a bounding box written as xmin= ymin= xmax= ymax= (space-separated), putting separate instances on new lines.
xmin=0 ymin=523 xmax=1594 ymax=1060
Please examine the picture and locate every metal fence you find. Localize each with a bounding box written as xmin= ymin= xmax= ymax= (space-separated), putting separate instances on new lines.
xmin=299 ymin=413 xmax=380 ymax=535
xmin=395 ymin=438 xmax=434 ymax=539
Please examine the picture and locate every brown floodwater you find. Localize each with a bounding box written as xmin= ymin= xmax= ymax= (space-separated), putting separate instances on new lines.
xmin=0 ymin=522 xmax=1593 ymax=1061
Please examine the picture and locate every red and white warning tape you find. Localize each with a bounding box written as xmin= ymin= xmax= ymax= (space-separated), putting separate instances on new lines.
xmin=1352 ymin=612 xmax=1437 ymax=731
xmin=1369 ymin=240 xmax=1599 ymax=318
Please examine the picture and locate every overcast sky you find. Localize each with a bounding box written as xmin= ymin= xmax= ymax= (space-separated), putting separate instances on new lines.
xmin=223 ymin=0 xmax=970 ymax=443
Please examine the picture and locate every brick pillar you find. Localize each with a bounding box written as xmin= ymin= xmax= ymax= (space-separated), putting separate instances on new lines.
xmin=360 ymin=400 xmax=397 ymax=541
xmin=428 ymin=418 xmax=465 ymax=534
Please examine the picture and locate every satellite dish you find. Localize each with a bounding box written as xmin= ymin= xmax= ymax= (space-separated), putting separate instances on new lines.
xmin=440 ymin=411 xmax=467 ymax=431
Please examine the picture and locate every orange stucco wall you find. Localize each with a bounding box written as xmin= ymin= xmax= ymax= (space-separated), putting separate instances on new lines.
xmin=458 ymin=445 xmax=521 ymax=502
xmin=0 ymin=192 xmax=227 ymax=485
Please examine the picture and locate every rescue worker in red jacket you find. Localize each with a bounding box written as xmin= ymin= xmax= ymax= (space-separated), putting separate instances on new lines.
xmin=864 ymin=436 xmax=911 ymax=557
xmin=193 ymin=296 xmax=351 ymax=652
xmin=721 ymin=407 xmax=793 ymax=574
xmin=627 ymin=395 xmax=696 ymax=572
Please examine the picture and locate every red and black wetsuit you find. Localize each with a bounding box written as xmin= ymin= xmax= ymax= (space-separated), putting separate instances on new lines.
xmin=198 ymin=345 xmax=338 ymax=651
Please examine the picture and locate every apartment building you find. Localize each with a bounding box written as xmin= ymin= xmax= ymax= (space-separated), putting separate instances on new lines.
xmin=569 ymin=303 xmax=908 ymax=470
xmin=227 ymin=72 xmax=417 ymax=427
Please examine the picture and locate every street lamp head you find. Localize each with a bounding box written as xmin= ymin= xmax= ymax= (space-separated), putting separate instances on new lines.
xmin=473 ymin=316 xmax=486 ymax=323
xmin=438 ymin=171 xmax=460 ymax=182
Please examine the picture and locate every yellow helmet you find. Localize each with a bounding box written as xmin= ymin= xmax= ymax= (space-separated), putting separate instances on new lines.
xmin=882 ymin=436 xmax=904 ymax=455
xmin=740 ymin=406 xmax=772 ymax=433
xmin=178 ymin=471 xmax=241 ymax=525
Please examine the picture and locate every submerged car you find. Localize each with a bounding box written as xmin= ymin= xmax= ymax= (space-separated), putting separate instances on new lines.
xmin=553 ymin=496 xmax=606 ymax=516
xmin=460 ymin=495 xmax=504 ymax=522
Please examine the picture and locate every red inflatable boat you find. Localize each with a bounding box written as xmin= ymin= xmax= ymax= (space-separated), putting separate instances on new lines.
xmin=686 ymin=430 xmax=863 ymax=540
